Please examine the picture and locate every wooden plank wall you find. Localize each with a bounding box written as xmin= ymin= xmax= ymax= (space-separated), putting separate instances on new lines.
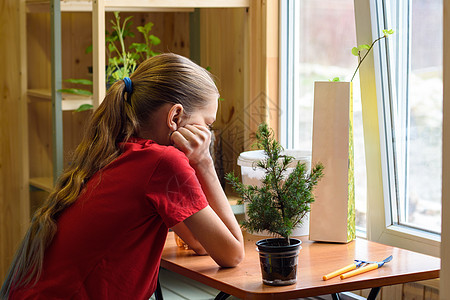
xmin=199 ymin=2 xmax=280 ymax=192
xmin=200 ymin=7 xmax=248 ymax=188
xmin=0 ymin=0 xmax=30 ymax=281
xmin=248 ymin=0 xmax=279 ymax=141
xmin=27 ymin=13 xmax=53 ymax=179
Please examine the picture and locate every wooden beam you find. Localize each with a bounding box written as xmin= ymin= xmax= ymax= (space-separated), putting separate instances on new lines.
xmin=0 ymin=0 xmax=30 ymax=281
xmin=105 ymin=0 xmax=250 ymax=9
xmin=265 ymin=0 xmax=279 ymax=138
xmin=93 ymin=0 xmax=106 ymax=106
xmin=199 ymin=7 xmax=248 ymax=192
xmin=27 ymin=1 xmax=195 ymax=12
xmin=248 ymin=0 xmax=280 ymax=142
xmin=50 ymin=0 xmax=64 ymax=180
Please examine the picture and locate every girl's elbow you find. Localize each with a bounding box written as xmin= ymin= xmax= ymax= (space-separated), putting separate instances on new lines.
xmin=217 ymin=247 xmax=245 ymax=268
xmin=228 ymin=251 xmax=245 ymax=267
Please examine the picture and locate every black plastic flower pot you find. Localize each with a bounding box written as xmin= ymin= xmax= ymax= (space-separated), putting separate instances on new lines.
xmin=255 ymin=238 xmax=302 ymax=286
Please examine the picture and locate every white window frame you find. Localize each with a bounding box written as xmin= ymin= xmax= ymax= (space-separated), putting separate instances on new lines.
xmin=355 ymin=0 xmax=440 ymax=257
xmin=279 ymin=0 xmax=299 ymax=149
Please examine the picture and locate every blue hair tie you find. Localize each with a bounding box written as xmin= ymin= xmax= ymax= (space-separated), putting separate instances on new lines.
xmin=123 ymin=77 xmax=133 ymax=95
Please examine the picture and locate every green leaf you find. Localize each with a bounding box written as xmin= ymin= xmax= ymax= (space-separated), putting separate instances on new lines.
xmin=137 ymin=26 xmax=146 ymax=35
xmin=122 ymin=29 xmax=135 ymax=39
xmin=58 ymin=88 xmax=93 ymax=96
xmin=358 ymin=44 xmax=370 ymax=50
xmin=106 ymin=35 xmax=118 ymax=43
xmin=63 ymin=78 xmax=93 ymax=85
xmin=75 ymin=104 xmax=94 ymax=112
xmin=219 ymin=97 xmax=225 ymax=102
xmin=351 ymin=47 xmax=359 ymax=56
xmin=108 ymin=43 xmax=115 ymax=53
xmin=85 ymin=44 xmax=93 ymax=54
xmin=144 ymin=22 xmax=154 ymax=33
xmin=383 ymin=29 xmax=395 ymax=35
xmin=130 ymin=52 xmax=141 ymax=61
xmin=205 ymin=66 xmax=212 ymax=71
xmin=149 ymin=34 xmax=161 ymax=45
xmin=123 ymin=16 xmax=133 ymax=26
xmin=109 ymin=56 xmax=122 ymax=65
xmin=330 ymin=77 xmax=340 ymax=82
xmin=150 ymin=50 xmax=160 ymax=57
xmin=130 ymin=43 xmax=148 ymax=53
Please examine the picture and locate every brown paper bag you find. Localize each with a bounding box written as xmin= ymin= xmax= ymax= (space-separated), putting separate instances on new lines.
xmin=309 ymin=81 xmax=356 ymax=243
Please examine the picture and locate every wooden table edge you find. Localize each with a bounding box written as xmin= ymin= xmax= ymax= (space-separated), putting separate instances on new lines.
xmin=160 ymin=260 xmax=439 ymax=300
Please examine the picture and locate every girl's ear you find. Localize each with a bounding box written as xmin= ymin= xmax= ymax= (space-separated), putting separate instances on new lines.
xmin=167 ymin=104 xmax=184 ymax=131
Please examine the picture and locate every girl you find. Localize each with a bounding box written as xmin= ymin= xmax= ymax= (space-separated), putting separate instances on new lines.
xmin=1 ymin=53 xmax=244 ymax=299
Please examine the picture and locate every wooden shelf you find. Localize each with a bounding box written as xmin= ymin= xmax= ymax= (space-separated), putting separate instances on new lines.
xmin=104 ymin=0 xmax=250 ymax=9
xmin=27 ymin=89 xmax=93 ymax=111
xmin=29 ymin=176 xmax=53 ymax=193
xmin=27 ymin=89 xmax=52 ymax=99
xmin=26 ymin=0 xmax=249 ymax=13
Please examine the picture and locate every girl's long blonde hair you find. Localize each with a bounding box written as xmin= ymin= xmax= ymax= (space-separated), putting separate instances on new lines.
xmin=0 ymin=53 xmax=218 ymax=298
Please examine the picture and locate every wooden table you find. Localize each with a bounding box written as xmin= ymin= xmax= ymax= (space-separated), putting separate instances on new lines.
xmin=160 ymin=231 xmax=440 ymax=300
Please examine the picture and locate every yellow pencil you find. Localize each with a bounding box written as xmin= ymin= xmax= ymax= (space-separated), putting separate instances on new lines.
xmin=340 ymin=263 xmax=379 ymax=279
xmin=322 ymin=263 xmax=357 ymax=281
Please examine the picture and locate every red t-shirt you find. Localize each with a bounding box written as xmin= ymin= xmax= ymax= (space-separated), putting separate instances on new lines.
xmin=11 ymin=138 xmax=209 ymax=300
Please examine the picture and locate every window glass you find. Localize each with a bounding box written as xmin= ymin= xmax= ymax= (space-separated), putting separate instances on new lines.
xmin=284 ymin=0 xmax=367 ymax=230
xmin=385 ymin=0 xmax=442 ymax=233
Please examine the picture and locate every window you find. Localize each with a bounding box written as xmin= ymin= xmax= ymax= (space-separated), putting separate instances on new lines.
xmin=281 ymin=0 xmax=443 ymax=252
xmin=280 ymin=0 xmax=367 ymax=233
xmin=375 ymin=0 xmax=442 ymax=234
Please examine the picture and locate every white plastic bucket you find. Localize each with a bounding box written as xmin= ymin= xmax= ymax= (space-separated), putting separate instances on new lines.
xmin=237 ymin=150 xmax=311 ymax=237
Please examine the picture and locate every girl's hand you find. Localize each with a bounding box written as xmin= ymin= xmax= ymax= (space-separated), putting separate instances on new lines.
xmin=170 ymin=124 xmax=213 ymax=167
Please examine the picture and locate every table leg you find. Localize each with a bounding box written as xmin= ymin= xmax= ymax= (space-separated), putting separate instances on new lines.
xmin=331 ymin=293 xmax=341 ymax=300
xmin=154 ymin=277 xmax=163 ymax=300
xmin=214 ymin=291 xmax=231 ymax=300
xmin=367 ymin=287 xmax=381 ymax=300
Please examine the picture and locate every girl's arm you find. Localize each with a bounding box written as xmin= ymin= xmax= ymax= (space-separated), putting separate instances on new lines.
xmin=170 ymin=125 xmax=244 ymax=267
xmin=171 ymin=221 xmax=207 ymax=255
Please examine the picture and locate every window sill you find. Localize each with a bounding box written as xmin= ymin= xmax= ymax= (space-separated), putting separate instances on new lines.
xmin=377 ymin=224 xmax=441 ymax=257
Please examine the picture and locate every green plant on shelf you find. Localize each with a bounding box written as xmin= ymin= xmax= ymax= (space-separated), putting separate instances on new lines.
xmin=58 ymin=78 xmax=93 ymax=97
xmin=59 ymin=11 xmax=161 ymax=111
xmin=57 ymin=78 xmax=93 ymax=112
xmin=130 ymin=20 xmax=161 ymax=60
xmin=106 ymin=11 xmax=161 ymax=84
xmin=226 ymin=123 xmax=324 ymax=243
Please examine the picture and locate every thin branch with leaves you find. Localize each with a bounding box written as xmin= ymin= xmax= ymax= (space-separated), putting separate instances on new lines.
xmin=350 ymin=29 xmax=394 ymax=81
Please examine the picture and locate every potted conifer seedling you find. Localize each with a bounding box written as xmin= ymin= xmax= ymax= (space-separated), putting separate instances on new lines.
xmin=226 ymin=123 xmax=324 ymax=286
